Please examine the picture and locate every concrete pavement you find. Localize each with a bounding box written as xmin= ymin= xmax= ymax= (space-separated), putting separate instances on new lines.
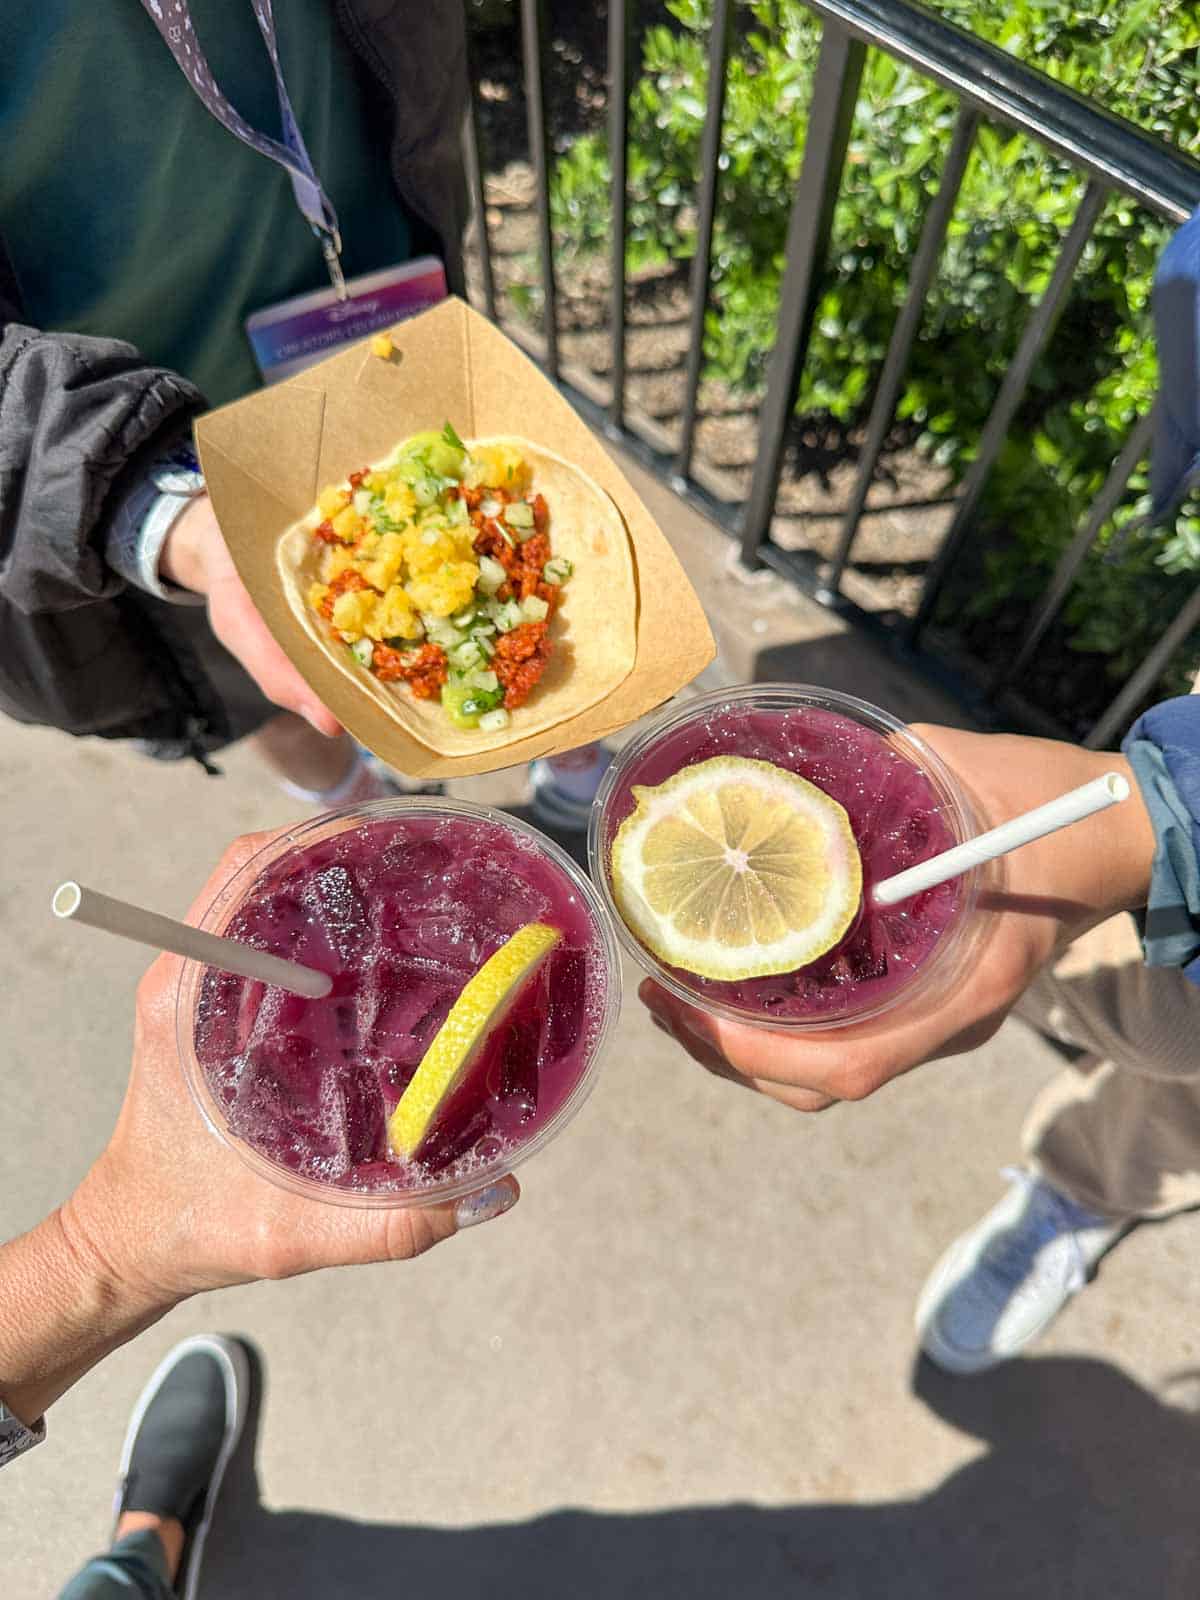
xmin=3 ymin=446 xmax=1199 ymax=1597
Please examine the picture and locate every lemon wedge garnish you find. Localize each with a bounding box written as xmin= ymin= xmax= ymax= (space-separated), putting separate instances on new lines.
xmin=610 ymin=756 xmax=862 ymax=981
xmin=387 ymin=921 xmax=561 ymax=1161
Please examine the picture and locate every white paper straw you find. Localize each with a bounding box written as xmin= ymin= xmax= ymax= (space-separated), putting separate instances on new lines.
xmin=51 ymin=881 xmax=333 ymax=999
xmin=871 ymin=772 xmax=1130 ymax=908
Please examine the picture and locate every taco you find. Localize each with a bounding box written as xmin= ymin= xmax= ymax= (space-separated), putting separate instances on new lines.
xmin=276 ymin=425 xmax=638 ymax=756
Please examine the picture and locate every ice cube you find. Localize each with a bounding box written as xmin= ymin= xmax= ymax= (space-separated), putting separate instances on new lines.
xmin=230 ymin=1037 xmax=341 ymax=1167
xmin=376 ymin=835 xmax=453 ymax=885
xmin=302 ymin=864 xmax=368 ymax=966
xmin=845 ymin=932 xmax=888 ymax=984
xmin=494 ymin=968 xmax=549 ymax=1121
xmin=195 ymin=969 xmax=258 ymax=1060
xmin=331 ymin=1063 xmax=385 ymax=1167
xmin=544 ymin=949 xmax=586 ymax=1063
xmin=452 ymin=857 xmax=550 ymax=939
xmin=360 ymin=959 xmax=460 ymax=1066
xmin=374 ymin=901 xmax=483 ymax=970
xmin=245 ymin=985 xmax=310 ymax=1054
xmin=418 ymin=1101 xmax=493 ymax=1174
xmin=879 ymin=910 xmax=919 ymax=957
xmin=234 ymin=981 xmax=267 ymax=1052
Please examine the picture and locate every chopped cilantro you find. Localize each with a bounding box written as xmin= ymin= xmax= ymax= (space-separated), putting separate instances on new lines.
xmin=441 ymin=421 xmax=466 ymax=452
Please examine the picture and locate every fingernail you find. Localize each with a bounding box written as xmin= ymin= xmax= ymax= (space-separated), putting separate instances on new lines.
xmin=455 ymin=1181 xmax=517 ymax=1230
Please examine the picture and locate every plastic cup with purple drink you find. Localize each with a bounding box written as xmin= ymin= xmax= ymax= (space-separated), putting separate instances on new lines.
xmin=177 ymin=799 xmax=621 ymax=1206
xmin=590 ymin=685 xmax=983 ymax=1031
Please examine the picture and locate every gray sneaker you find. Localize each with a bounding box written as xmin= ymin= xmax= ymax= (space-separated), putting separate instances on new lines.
xmin=915 ymin=1169 xmax=1129 ymax=1375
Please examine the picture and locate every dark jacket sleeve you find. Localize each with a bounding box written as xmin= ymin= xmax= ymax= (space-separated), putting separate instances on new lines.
xmin=0 ymin=255 xmax=216 ymax=739
xmin=0 ymin=316 xmax=204 ymax=616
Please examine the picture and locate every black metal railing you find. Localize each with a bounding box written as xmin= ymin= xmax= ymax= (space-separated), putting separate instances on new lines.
xmin=465 ymin=0 xmax=1200 ymax=745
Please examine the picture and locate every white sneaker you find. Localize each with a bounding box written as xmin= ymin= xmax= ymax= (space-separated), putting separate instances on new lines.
xmin=915 ymin=1169 xmax=1129 ymax=1375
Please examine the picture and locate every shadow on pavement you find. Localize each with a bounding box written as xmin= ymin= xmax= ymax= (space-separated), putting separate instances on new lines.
xmin=202 ymin=1343 xmax=1200 ymax=1598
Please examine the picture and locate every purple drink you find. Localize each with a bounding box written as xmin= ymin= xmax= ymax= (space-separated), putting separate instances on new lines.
xmin=591 ymin=686 xmax=980 ymax=1028
xmin=180 ymin=802 xmax=619 ymax=1203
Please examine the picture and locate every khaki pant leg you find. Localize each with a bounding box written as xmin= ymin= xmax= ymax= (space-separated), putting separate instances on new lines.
xmin=1015 ymin=919 xmax=1200 ymax=1221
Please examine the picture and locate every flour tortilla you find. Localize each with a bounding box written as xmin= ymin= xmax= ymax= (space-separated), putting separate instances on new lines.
xmin=276 ymin=436 xmax=637 ymax=757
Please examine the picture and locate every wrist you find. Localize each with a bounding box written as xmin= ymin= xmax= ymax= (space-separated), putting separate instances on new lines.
xmin=1064 ymin=749 xmax=1154 ymax=921
xmin=158 ymin=495 xmax=214 ymax=594
xmin=0 ymin=1182 xmax=177 ymax=1427
xmin=924 ymin=727 xmax=1156 ymax=947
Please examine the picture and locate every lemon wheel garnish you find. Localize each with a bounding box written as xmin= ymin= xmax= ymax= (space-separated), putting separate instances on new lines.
xmin=610 ymin=756 xmax=862 ymax=982
xmin=387 ymin=922 xmax=561 ymax=1161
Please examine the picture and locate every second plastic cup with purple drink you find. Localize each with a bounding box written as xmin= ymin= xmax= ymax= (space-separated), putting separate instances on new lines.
xmin=589 ymin=684 xmax=983 ymax=1032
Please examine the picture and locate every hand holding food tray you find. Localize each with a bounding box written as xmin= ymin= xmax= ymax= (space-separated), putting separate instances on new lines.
xmin=194 ymin=298 xmax=715 ymax=779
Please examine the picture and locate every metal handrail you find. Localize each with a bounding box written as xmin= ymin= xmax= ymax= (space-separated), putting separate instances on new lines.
xmin=466 ymin=0 xmax=1200 ymax=742
xmin=801 ymin=0 xmax=1200 ymax=225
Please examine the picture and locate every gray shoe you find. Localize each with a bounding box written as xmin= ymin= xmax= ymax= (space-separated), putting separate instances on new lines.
xmin=113 ymin=1335 xmax=250 ymax=1600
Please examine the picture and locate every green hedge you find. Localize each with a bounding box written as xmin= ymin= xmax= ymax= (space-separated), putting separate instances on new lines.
xmin=543 ymin=0 xmax=1200 ymax=704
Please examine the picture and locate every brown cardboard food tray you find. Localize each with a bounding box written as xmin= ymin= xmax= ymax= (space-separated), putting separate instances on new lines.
xmin=195 ymin=297 xmax=715 ymax=778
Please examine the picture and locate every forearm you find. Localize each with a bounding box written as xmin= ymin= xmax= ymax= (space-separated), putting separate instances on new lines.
xmin=0 ymin=1194 xmax=174 ymax=1428
xmin=1072 ymin=749 xmax=1156 ymax=920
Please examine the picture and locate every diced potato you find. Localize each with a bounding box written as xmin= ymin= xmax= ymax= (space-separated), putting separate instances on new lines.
xmin=353 ymin=529 xmax=381 ymax=559
xmin=367 ymin=584 xmax=422 ymax=642
xmin=383 ymin=482 xmax=416 ymax=523
xmin=363 ymin=471 xmax=387 ymax=493
xmin=331 ymin=589 xmax=378 ymax=640
xmin=402 ymin=526 xmax=464 ymax=577
xmin=331 ymin=505 xmax=364 ymax=543
xmin=370 ymin=333 xmax=394 ymax=359
xmin=467 ymin=443 xmax=530 ymax=495
xmin=321 ymin=543 xmax=358 ymax=582
xmin=405 ymin=560 xmax=479 ymax=618
xmin=318 ymin=485 xmax=351 ymax=518
xmin=308 ymin=582 xmax=331 ymax=612
xmin=362 ymin=530 xmax=406 ymax=592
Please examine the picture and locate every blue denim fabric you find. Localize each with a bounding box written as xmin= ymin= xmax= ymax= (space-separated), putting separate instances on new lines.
xmin=1123 ymin=697 xmax=1200 ymax=985
xmin=1152 ymin=210 xmax=1200 ymax=519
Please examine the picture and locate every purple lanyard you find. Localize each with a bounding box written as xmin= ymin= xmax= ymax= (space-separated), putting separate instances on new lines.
xmin=139 ymin=0 xmax=347 ymax=299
